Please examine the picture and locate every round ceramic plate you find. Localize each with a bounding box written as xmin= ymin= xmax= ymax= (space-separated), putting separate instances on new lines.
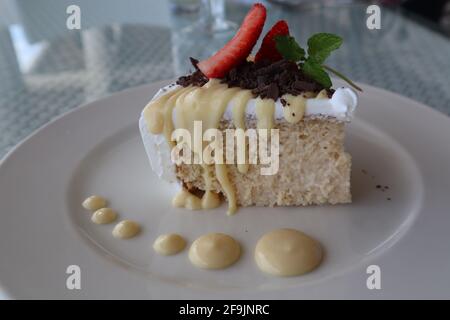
xmin=0 ymin=80 xmax=449 ymax=299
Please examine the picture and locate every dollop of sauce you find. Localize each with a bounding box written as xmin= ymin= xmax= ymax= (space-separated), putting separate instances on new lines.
xmin=112 ymin=220 xmax=141 ymax=239
xmin=91 ymin=208 xmax=117 ymax=224
xmin=281 ymin=94 xmax=306 ymax=124
xmin=82 ymin=195 xmax=106 ymax=211
xmin=153 ymin=233 xmax=186 ymax=255
xmin=255 ymin=228 xmax=323 ymax=277
xmin=189 ymin=233 xmax=241 ymax=270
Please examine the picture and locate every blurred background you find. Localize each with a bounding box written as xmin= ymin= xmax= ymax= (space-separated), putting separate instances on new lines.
xmin=0 ymin=0 xmax=449 ymax=158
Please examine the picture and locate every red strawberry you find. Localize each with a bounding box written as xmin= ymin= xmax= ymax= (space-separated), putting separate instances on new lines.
xmin=255 ymin=20 xmax=290 ymax=63
xmin=197 ymin=3 xmax=266 ymax=78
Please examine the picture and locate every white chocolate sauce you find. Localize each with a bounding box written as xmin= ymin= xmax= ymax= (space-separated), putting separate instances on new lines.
xmin=172 ymin=189 xmax=221 ymax=210
xmin=189 ymin=233 xmax=241 ymax=270
xmin=255 ymin=228 xmax=322 ymax=277
xmin=143 ymin=80 xmax=308 ymax=215
xmin=112 ymin=220 xmax=141 ymax=239
xmin=82 ymin=195 xmax=106 ymax=211
xmin=142 ymin=80 xmax=357 ymax=214
xmin=153 ymin=233 xmax=186 ymax=255
xmin=91 ymin=208 xmax=117 ymax=224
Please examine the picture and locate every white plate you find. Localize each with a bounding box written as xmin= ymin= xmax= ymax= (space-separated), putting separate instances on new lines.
xmin=0 ymin=80 xmax=449 ymax=299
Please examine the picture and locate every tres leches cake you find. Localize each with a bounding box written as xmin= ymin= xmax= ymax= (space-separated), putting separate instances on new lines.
xmin=140 ymin=3 xmax=359 ymax=214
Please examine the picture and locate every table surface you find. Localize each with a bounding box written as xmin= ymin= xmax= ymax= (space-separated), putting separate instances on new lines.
xmin=0 ymin=0 xmax=449 ymax=159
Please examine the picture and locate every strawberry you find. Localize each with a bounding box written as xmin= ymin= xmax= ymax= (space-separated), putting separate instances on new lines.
xmin=197 ymin=3 xmax=267 ymax=78
xmin=255 ymin=20 xmax=290 ymax=63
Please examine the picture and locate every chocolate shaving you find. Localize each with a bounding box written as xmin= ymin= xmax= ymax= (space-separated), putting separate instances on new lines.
xmin=176 ymin=57 xmax=208 ymax=87
xmin=176 ymin=58 xmax=334 ymax=100
xmin=222 ymin=59 xmax=331 ymax=100
xmin=190 ymin=57 xmax=200 ymax=70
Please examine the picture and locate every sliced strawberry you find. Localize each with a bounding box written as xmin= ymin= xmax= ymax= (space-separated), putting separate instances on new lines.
xmin=197 ymin=3 xmax=266 ymax=78
xmin=255 ymin=20 xmax=290 ymax=63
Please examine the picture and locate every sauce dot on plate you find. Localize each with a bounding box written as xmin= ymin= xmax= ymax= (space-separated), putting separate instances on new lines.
xmin=255 ymin=228 xmax=323 ymax=277
xmin=153 ymin=234 xmax=186 ymax=256
xmin=112 ymin=220 xmax=141 ymax=239
xmin=91 ymin=208 xmax=117 ymax=224
xmin=189 ymin=233 xmax=240 ymax=270
xmin=82 ymin=195 xmax=106 ymax=211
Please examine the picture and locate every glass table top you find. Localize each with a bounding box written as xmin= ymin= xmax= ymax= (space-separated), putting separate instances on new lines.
xmin=0 ymin=0 xmax=449 ymax=158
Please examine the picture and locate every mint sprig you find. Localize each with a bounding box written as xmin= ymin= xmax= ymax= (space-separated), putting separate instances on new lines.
xmin=322 ymin=65 xmax=363 ymax=92
xmin=302 ymin=59 xmax=332 ymax=88
xmin=274 ymin=33 xmax=362 ymax=92
xmin=307 ymin=33 xmax=342 ymax=64
xmin=275 ymin=35 xmax=305 ymax=62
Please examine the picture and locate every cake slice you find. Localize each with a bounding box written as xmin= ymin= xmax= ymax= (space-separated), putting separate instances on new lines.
xmin=140 ymin=3 xmax=358 ymax=214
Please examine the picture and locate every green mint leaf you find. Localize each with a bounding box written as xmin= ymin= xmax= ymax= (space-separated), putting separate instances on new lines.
xmin=275 ymin=35 xmax=305 ymax=62
xmin=302 ymin=58 xmax=332 ymax=88
xmin=307 ymin=33 xmax=343 ymax=64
